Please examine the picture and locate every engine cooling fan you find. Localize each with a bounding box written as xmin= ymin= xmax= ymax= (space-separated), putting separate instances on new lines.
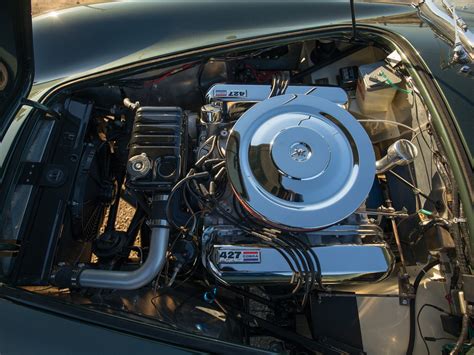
xmin=70 ymin=143 xmax=113 ymax=241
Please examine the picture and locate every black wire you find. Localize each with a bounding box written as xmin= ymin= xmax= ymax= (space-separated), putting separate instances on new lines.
xmin=214 ymin=203 xmax=303 ymax=279
xmin=424 ymin=337 xmax=457 ymax=342
xmin=406 ymin=258 xmax=441 ymax=355
xmin=288 ymin=233 xmax=324 ymax=290
xmin=182 ymin=181 xmax=195 ymax=212
xmin=274 ymin=233 xmax=313 ymax=306
xmin=165 ymin=171 xmax=209 ymax=229
xmin=231 ymin=198 xmax=323 ymax=303
xmin=388 ymin=170 xmax=437 ymax=205
xmin=214 ymin=201 xmax=314 ymax=300
xmin=249 ymin=245 xmax=305 ymax=297
xmin=231 ymin=196 xmax=321 ymax=301
xmin=416 ymin=303 xmax=450 ymax=355
xmin=268 ymin=73 xmax=280 ymax=98
xmin=284 ymin=233 xmax=326 ymax=307
xmin=412 ymin=90 xmax=437 ymax=157
xmin=208 ymin=199 xmax=305 ymax=297
xmin=182 ymin=148 xmax=321 ymax=305
xmin=185 ymin=179 xmax=202 ymax=202
xmin=408 ymin=164 xmax=423 ymax=210
xmin=260 ymin=236 xmax=305 ymax=299
xmin=411 ymin=89 xmax=437 ymax=191
xmin=201 ymin=158 xmax=225 ymax=169
xmin=126 ymin=207 xmax=146 ymax=239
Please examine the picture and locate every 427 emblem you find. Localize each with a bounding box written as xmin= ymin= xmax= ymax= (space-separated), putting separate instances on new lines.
xmin=217 ymin=249 xmax=261 ymax=263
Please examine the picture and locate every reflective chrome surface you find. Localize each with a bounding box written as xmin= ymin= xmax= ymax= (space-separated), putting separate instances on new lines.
xmin=415 ymin=0 xmax=474 ymax=64
xmin=210 ymin=244 xmax=393 ymax=284
xmin=375 ymin=139 xmax=418 ymax=174
xmin=206 ymin=83 xmax=349 ymax=107
xmin=127 ymin=153 xmax=152 ymax=180
xmin=78 ymin=223 xmax=170 ymax=289
xmin=200 ymin=103 xmax=222 ymax=124
xmin=226 ymin=94 xmax=375 ymax=230
xmin=203 ymin=227 xmax=394 ymax=285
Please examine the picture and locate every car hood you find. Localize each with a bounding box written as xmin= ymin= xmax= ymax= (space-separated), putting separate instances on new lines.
xmin=3 ymin=1 xmax=473 ymax=165
xmin=32 ymin=1 xmax=412 ymax=84
xmin=0 ymin=0 xmax=34 ymax=139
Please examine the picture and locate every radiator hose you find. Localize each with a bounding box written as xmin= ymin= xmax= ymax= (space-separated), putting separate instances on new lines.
xmin=77 ymin=224 xmax=169 ymax=289
xmin=52 ymin=195 xmax=169 ymax=290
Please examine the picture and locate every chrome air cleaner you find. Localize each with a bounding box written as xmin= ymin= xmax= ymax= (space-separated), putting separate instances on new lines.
xmin=226 ymin=94 xmax=375 ymax=230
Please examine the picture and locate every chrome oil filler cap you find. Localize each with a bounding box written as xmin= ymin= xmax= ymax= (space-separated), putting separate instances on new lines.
xmin=226 ymin=94 xmax=375 ymax=230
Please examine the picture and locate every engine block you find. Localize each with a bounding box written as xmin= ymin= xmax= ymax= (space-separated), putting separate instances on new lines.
xmin=197 ymin=83 xmax=393 ymax=286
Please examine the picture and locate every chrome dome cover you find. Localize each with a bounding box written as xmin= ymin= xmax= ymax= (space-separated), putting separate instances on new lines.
xmin=226 ymin=94 xmax=375 ymax=230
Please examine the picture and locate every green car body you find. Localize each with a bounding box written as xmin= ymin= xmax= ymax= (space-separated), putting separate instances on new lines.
xmin=0 ymin=1 xmax=472 ymax=352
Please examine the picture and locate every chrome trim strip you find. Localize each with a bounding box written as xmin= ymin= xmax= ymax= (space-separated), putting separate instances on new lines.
xmin=206 ymin=84 xmax=349 ymax=107
xmin=203 ymin=226 xmax=394 ymax=286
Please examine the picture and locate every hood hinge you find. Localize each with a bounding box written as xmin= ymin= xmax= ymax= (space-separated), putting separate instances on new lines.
xmin=21 ymin=98 xmax=61 ymax=120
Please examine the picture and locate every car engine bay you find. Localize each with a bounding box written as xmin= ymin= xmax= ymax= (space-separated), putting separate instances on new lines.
xmin=3 ymin=36 xmax=471 ymax=353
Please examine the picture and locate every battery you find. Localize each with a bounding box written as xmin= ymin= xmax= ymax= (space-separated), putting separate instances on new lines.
xmin=356 ymin=61 xmax=402 ymax=113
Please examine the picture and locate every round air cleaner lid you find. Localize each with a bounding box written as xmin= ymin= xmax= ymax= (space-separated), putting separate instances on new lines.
xmin=226 ymin=94 xmax=375 ymax=230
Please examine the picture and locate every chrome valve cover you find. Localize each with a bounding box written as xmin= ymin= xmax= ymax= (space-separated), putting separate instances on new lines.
xmin=226 ymin=94 xmax=375 ymax=230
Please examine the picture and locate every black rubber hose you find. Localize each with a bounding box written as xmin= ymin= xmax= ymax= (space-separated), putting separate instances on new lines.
xmin=406 ymin=258 xmax=441 ymax=355
xmin=451 ymin=312 xmax=469 ymax=354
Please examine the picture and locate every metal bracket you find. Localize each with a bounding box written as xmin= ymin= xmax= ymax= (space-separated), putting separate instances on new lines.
xmin=398 ymin=273 xmax=415 ymax=306
xmin=18 ymin=162 xmax=43 ymax=185
xmin=18 ymin=162 xmax=67 ymax=187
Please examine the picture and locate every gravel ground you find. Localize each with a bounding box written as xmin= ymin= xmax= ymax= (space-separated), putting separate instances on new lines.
xmin=95 ymin=198 xmax=138 ymax=261
xmin=113 ymin=198 xmax=136 ymax=232
xmin=100 ymin=197 xmax=138 ymax=234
